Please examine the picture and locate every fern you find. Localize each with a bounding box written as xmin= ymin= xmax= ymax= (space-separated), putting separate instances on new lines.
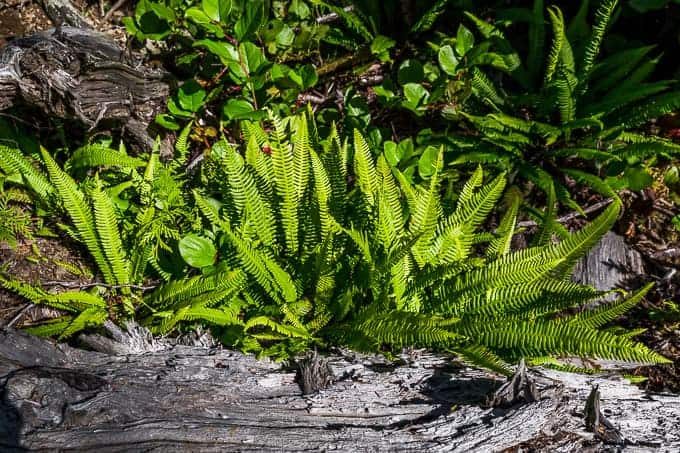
xmin=190 ymin=115 xmax=666 ymax=370
xmin=577 ymin=0 xmax=618 ymax=93
xmin=65 ymin=144 xmax=145 ymax=172
xmin=411 ymin=0 xmax=450 ymax=33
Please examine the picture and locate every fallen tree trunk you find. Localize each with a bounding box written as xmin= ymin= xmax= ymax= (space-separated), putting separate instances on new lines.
xmin=1 ymin=325 xmax=679 ymax=452
xmin=573 ymin=231 xmax=644 ymax=292
xmin=0 ymin=26 xmax=171 ymax=152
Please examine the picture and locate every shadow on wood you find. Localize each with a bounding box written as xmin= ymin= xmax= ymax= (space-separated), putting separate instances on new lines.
xmin=1 ymin=325 xmax=679 ymax=452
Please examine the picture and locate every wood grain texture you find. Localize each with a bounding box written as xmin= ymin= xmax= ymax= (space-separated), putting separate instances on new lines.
xmin=573 ymin=231 xmax=644 ymax=291
xmin=1 ymin=325 xmax=678 ymax=452
xmin=0 ymin=26 xmax=171 ymax=152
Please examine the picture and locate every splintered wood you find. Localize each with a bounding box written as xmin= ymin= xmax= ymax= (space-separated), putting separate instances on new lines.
xmin=1 ymin=327 xmax=679 ymax=452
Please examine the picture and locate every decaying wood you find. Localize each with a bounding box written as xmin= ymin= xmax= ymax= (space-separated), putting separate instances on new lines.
xmin=1 ymin=324 xmax=679 ymax=452
xmin=0 ymin=26 xmax=171 ymax=152
xmin=573 ymin=231 xmax=644 ymax=291
xmin=584 ymin=385 xmax=625 ymax=445
xmin=489 ymin=358 xmax=540 ymax=408
xmin=36 ymin=0 xmax=92 ymax=28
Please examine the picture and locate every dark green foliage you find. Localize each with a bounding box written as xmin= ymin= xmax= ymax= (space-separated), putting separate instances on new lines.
xmin=444 ymin=0 xmax=680 ymax=205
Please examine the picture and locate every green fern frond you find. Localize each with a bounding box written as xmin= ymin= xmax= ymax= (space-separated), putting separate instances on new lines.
xmin=357 ymin=310 xmax=462 ymax=348
xmin=40 ymin=147 xmax=114 ymax=284
xmin=293 ymin=115 xmax=312 ymax=202
xmin=527 ymin=0 xmax=545 ymax=82
xmin=222 ymin=144 xmax=277 ymax=247
xmin=590 ymin=45 xmax=656 ymax=94
xmin=470 ymin=67 xmax=505 ymax=107
xmin=608 ymin=90 xmax=680 ymax=128
xmin=23 ymin=317 xmax=73 ymax=337
xmin=175 ymin=121 xmax=193 ymax=166
xmin=568 ymin=282 xmax=653 ymax=329
xmin=487 ymin=187 xmax=521 ymax=259
xmin=544 ymin=6 xmax=566 ymax=84
xmin=466 ymin=319 xmax=668 ymax=364
xmin=577 ymin=0 xmax=618 ymax=92
xmin=66 ymin=145 xmax=145 ymax=172
xmin=269 ymin=115 xmax=299 ymax=254
xmin=584 ymin=81 xmax=671 ymax=117
xmin=454 ymin=344 xmax=513 ymax=376
xmin=244 ymin=315 xmax=311 ymax=339
xmin=0 ymin=144 xmax=54 ymax=201
xmin=58 ymin=307 xmax=109 ymax=339
xmin=411 ymin=0 xmax=450 ymax=33
xmin=562 ymin=169 xmax=617 ymax=198
xmin=194 ymin=190 xmax=230 ymax=230
xmin=225 ymin=231 xmax=298 ymax=304
xmin=549 ymin=200 xmax=620 ymax=277
xmin=90 ymin=176 xmax=130 ymax=286
xmin=353 ymin=129 xmax=379 ymax=206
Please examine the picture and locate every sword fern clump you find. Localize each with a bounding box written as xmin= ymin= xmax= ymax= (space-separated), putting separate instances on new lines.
xmin=0 ymin=142 xmax=244 ymax=338
xmin=193 ymin=112 xmax=668 ymax=370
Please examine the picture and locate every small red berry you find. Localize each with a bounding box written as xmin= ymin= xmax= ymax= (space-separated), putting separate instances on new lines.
xmin=262 ymin=145 xmax=272 ymax=155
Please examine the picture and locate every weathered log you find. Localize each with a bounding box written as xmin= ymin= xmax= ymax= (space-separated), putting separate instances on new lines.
xmin=0 ymin=26 xmax=171 ymax=152
xmin=573 ymin=231 xmax=644 ymax=291
xmin=1 ymin=325 xmax=679 ymax=452
xmin=35 ymin=0 xmax=93 ymax=29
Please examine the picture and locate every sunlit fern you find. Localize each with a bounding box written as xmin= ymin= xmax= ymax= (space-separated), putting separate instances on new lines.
xmin=193 ymin=111 xmax=668 ymax=369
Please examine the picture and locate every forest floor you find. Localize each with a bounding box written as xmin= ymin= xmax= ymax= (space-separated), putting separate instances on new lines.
xmin=0 ymin=0 xmax=679 ymax=394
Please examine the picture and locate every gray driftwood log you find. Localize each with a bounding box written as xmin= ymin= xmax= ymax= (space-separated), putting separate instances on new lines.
xmin=573 ymin=231 xmax=644 ymax=291
xmin=0 ymin=26 xmax=171 ymax=152
xmin=1 ymin=323 xmax=679 ymax=452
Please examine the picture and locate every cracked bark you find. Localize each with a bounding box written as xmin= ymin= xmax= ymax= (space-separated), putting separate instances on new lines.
xmin=1 ymin=326 xmax=679 ymax=452
xmin=0 ymin=26 xmax=172 ymax=154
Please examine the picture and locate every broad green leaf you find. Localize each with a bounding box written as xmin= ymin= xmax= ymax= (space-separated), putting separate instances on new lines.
xmin=398 ymin=59 xmax=424 ymax=85
xmin=402 ymin=83 xmax=430 ymax=115
xmin=240 ymin=42 xmax=267 ymax=74
xmin=202 ymin=0 xmax=233 ymax=22
xmin=438 ymin=45 xmax=459 ymax=76
xmin=179 ymin=234 xmax=217 ymax=268
xmin=194 ymin=39 xmax=238 ymax=65
xmin=289 ymin=0 xmax=311 ymax=19
xmin=418 ymin=145 xmax=440 ymax=178
xmin=234 ymin=0 xmax=265 ymax=41
xmin=384 ymin=141 xmax=402 ymax=166
xmin=299 ymin=64 xmax=318 ymax=88
xmin=178 ymin=80 xmax=207 ymax=113
xmin=276 ymin=25 xmax=295 ymax=47
xmin=455 ymin=24 xmax=474 ymax=56
xmin=155 ymin=113 xmax=181 ymax=130
xmin=371 ymin=35 xmax=396 ymax=62
xmin=223 ymin=99 xmax=255 ymax=119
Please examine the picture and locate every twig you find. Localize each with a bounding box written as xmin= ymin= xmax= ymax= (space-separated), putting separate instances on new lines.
xmin=297 ymin=93 xmax=326 ymax=105
xmin=516 ymin=198 xmax=614 ymax=228
xmin=104 ymin=0 xmax=129 ymax=21
xmin=316 ymin=5 xmax=354 ymax=24
xmin=5 ymin=303 xmax=33 ymax=328
xmin=41 ymin=281 xmax=158 ymax=291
